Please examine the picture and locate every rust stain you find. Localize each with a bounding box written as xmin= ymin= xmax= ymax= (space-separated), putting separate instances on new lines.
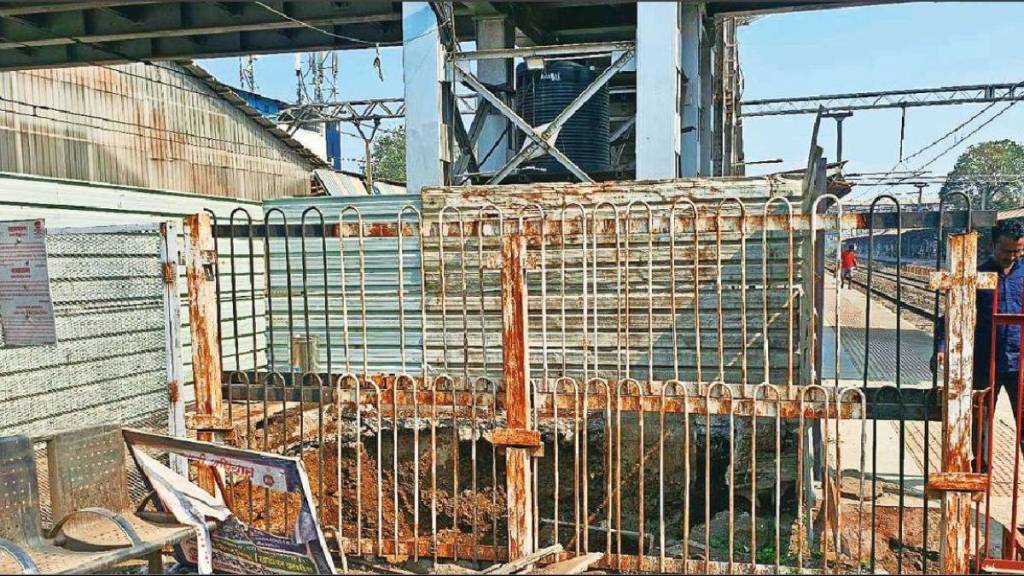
xmin=337 ymin=536 xmax=508 ymax=562
xmin=492 ymin=428 xmax=542 ymax=448
xmin=225 ymin=374 xmax=866 ymax=420
xmin=502 ymin=234 xmax=530 ymax=430
xmin=500 ymin=233 xmax=534 ymax=560
xmin=936 ymin=231 xmax=980 ymax=573
xmin=162 ymin=261 xmax=176 ymax=285
xmin=184 ymin=212 xmax=224 ymax=494
xmin=597 ymin=553 xmax=793 ymax=574
xmin=925 ymin=471 xmax=988 ymax=493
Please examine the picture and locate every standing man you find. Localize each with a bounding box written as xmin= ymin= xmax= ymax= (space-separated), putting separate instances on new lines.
xmin=935 ymin=220 xmax=1024 ymax=467
xmin=840 ymin=244 xmax=858 ymax=289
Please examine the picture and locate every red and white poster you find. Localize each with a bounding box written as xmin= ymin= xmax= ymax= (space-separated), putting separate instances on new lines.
xmin=0 ymin=219 xmax=56 ymax=347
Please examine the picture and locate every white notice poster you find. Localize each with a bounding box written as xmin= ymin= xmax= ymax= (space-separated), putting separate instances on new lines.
xmin=0 ymin=219 xmax=57 ymax=347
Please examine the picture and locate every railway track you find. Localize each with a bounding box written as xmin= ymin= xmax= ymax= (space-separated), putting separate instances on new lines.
xmin=828 ymin=261 xmax=940 ymax=322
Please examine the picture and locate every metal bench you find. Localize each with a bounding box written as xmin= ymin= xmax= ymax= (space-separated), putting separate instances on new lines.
xmin=0 ymin=428 xmax=202 ymax=574
xmin=0 ymin=433 xmax=145 ymax=574
xmin=45 ymin=425 xmax=201 ymax=573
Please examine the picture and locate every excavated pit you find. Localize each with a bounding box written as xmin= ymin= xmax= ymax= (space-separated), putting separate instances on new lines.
xmin=226 ymin=402 xmax=803 ymax=565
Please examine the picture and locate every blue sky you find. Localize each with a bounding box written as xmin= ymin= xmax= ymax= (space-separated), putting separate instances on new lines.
xmin=739 ymin=1 xmax=1024 ymax=201
xmin=198 ymin=2 xmax=1024 ymax=201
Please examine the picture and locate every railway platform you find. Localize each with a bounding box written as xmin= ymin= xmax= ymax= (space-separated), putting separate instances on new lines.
xmin=824 ymin=271 xmax=1022 ymax=555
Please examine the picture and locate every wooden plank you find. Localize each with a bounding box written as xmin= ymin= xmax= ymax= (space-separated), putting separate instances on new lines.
xmin=501 ymin=233 xmax=534 ymax=561
xmin=529 ymin=552 xmax=603 ymax=574
xmin=939 ymin=232 xmax=980 ymax=573
xmin=483 ymin=544 xmax=562 ymax=574
xmin=183 ymin=212 xmax=224 ymax=493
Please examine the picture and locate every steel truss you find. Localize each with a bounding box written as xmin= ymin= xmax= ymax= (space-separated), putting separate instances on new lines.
xmin=448 ymin=41 xmax=636 ymax=184
xmin=741 ymin=82 xmax=1024 ymax=117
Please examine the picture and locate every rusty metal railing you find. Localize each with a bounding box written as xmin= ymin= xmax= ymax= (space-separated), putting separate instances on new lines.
xmin=193 ymin=192 xmax=998 ymax=574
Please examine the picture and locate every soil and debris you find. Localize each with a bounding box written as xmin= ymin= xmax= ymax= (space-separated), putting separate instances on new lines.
xmin=216 ymin=402 xmax=948 ymax=575
xmin=228 ymin=440 xmax=506 ymax=542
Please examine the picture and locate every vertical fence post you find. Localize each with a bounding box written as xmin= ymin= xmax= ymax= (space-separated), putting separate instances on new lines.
xmin=929 ymin=231 xmax=993 ymax=573
xmin=159 ymin=220 xmax=187 ymax=476
xmin=500 ymin=232 xmax=537 ymax=561
xmin=183 ymin=212 xmax=226 ymax=493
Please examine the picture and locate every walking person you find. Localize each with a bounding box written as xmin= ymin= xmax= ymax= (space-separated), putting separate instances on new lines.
xmin=934 ymin=220 xmax=1024 ymax=470
xmin=840 ymin=244 xmax=858 ymax=289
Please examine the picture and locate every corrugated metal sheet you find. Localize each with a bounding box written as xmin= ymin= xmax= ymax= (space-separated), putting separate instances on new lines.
xmin=373 ymin=180 xmax=407 ymax=195
xmin=999 ymin=207 xmax=1024 ymax=221
xmin=177 ymin=63 xmax=326 ymax=169
xmin=420 ymin=177 xmax=807 ymax=385
xmin=259 ymin=175 xmax=806 ymax=385
xmin=0 ymin=172 xmax=262 ymax=227
xmin=0 ymin=62 xmax=316 ymax=200
xmin=0 ymin=226 xmax=167 ymax=436
xmin=313 ymin=169 xmax=408 ymax=196
xmin=313 ymin=169 xmax=370 ymax=196
xmin=261 ymin=195 xmax=423 ymax=375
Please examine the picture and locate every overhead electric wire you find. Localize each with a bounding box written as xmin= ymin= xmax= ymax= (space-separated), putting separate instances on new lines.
xmin=1 ymin=4 xmax=404 ymax=111
xmin=2 ymin=2 xmax=449 ymax=164
xmin=848 ymin=178 xmax=1024 ymax=187
xmin=1 ymin=29 xmax=315 ymax=117
xmin=252 ymin=1 xmax=445 ymax=47
xmin=253 ymin=2 xmax=382 ymax=47
xmin=0 ymin=5 xmax=461 ymax=177
xmin=3 ymin=21 xmax=388 ymax=161
xmin=877 ymin=99 xmax=1022 ymax=194
xmin=860 ymin=80 xmax=1024 ymax=189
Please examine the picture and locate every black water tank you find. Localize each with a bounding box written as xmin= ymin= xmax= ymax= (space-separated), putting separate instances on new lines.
xmin=514 ymin=61 xmax=610 ymax=175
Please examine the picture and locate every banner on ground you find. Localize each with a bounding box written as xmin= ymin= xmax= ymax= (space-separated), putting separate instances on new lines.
xmin=123 ymin=429 xmax=337 ymax=575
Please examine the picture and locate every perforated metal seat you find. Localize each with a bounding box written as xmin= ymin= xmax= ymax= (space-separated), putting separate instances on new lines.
xmin=45 ymin=425 xmax=198 ymax=568
xmin=0 ymin=434 xmax=147 ymax=575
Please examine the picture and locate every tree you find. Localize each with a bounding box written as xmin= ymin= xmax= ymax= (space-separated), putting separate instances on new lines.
xmin=940 ymin=140 xmax=1024 ymax=210
xmin=369 ymin=126 xmax=406 ymax=183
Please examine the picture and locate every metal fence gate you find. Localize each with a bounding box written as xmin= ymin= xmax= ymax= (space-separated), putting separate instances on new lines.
xmin=186 ymin=179 xmax=1002 ymax=574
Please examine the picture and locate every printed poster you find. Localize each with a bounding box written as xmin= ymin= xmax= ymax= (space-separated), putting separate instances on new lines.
xmin=0 ymin=219 xmax=56 ymax=347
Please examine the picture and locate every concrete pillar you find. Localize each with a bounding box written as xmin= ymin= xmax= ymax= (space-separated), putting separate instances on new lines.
xmin=475 ymin=15 xmax=513 ymax=173
xmin=403 ymin=2 xmax=446 ymax=193
xmin=699 ymin=20 xmax=715 ymax=176
xmin=680 ymin=3 xmax=703 ymax=177
xmin=635 ymin=2 xmax=681 ymax=180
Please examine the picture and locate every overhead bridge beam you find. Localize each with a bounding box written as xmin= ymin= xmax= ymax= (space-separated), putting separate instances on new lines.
xmin=741 ymin=82 xmax=1024 ymax=116
xmin=0 ymin=1 xmax=404 ymax=70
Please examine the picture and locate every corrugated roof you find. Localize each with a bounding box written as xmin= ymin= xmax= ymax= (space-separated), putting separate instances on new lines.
xmin=999 ymin=207 xmax=1024 ymax=221
xmin=313 ymin=169 xmax=370 ymax=196
xmin=177 ymin=62 xmax=327 ymax=169
xmin=312 ymin=169 xmax=407 ymax=196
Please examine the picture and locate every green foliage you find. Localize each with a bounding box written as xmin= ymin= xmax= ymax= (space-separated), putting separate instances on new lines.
xmin=756 ymin=542 xmax=778 ymax=564
xmin=370 ymin=126 xmax=406 ymax=183
xmin=940 ymin=139 xmax=1024 ymax=210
